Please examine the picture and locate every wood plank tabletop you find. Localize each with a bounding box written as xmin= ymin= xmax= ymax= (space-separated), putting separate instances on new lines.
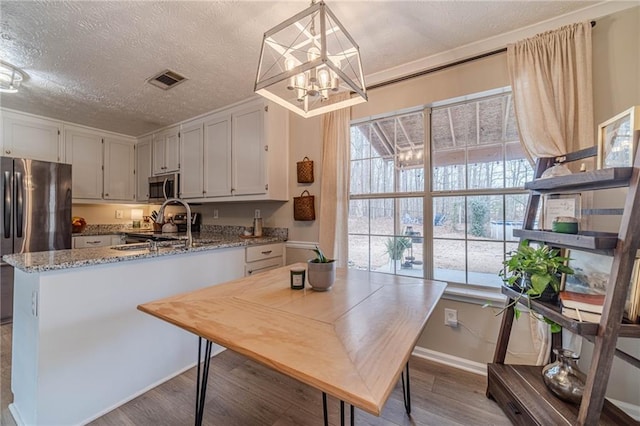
xmin=138 ymin=263 xmax=447 ymax=416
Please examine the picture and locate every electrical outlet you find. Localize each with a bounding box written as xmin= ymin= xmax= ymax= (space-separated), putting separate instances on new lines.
xmin=255 ymin=209 xmax=261 ymax=218
xmin=213 ymin=209 xmax=219 ymax=219
xmin=444 ymin=308 xmax=458 ymax=327
xmin=115 ymin=210 xmax=124 ymax=219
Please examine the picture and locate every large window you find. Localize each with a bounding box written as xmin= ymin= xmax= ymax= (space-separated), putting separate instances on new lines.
xmin=348 ymin=91 xmax=533 ymax=288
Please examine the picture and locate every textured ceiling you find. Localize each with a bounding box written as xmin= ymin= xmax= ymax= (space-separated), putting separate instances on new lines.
xmin=0 ymin=1 xmax=603 ymax=137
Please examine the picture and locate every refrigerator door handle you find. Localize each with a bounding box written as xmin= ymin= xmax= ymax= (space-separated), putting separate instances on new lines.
xmin=3 ymin=171 xmax=11 ymax=238
xmin=15 ymin=171 xmax=23 ymax=238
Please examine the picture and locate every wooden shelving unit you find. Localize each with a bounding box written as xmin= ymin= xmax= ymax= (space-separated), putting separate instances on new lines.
xmin=487 ymin=147 xmax=640 ymax=426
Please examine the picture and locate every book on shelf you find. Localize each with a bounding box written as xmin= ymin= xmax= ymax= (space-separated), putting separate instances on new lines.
xmin=561 ymin=307 xmax=601 ymax=323
xmin=559 ymin=291 xmax=605 ymax=314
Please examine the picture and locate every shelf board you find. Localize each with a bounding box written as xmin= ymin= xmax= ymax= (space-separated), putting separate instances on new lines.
xmin=525 ymin=167 xmax=633 ymax=193
xmin=501 ymin=286 xmax=640 ymax=338
xmin=512 ymin=229 xmax=618 ymax=251
xmin=487 ymin=363 xmax=634 ymax=425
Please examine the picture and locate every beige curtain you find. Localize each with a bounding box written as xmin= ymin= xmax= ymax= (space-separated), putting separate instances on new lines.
xmin=509 ymin=22 xmax=594 ymax=365
xmin=507 ymin=22 xmax=594 ymax=161
xmin=318 ymin=95 xmax=350 ymax=266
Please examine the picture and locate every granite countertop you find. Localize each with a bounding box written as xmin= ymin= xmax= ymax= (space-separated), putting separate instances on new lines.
xmin=5 ymin=224 xmax=288 ymax=273
xmin=3 ymin=233 xmax=285 ymax=273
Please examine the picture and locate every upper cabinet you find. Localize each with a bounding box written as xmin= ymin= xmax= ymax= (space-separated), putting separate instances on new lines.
xmin=64 ymin=125 xmax=136 ymax=202
xmin=103 ymin=136 xmax=135 ymax=201
xmin=180 ymin=99 xmax=289 ymax=202
xmin=136 ymin=136 xmax=152 ymax=202
xmin=1 ymin=110 xmax=63 ymax=162
xmin=152 ymin=126 xmax=179 ymax=175
xmin=65 ymin=126 xmax=103 ymax=200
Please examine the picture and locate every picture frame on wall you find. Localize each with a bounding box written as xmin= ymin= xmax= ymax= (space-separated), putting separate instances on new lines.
xmin=597 ymin=105 xmax=640 ymax=169
xmin=561 ymin=249 xmax=640 ymax=323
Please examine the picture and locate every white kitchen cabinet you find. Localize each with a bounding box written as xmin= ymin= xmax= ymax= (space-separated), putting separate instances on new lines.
xmin=203 ymin=113 xmax=232 ymax=198
xmin=179 ymin=121 xmax=204 ymax=198
xmin=73 ymin=235 xmax=114 ymax=248
xmin=232 ymin=104 xmax=266 ymax=196
xmin=152 ymin=126 xmax=180 ymax=175
xmin=1 ymin=109 xmax=63 ymax=162
xmin=197 ymin=99 xmax=288 ymax=202
xmin=103 ymin=137 xmax=135 ymax=201
xmin=135 ymin=136 xmax=152 ymax=202
xmin=245 ymin=243 xmax=285 ymax=276
xmin=65 ymin=126 xmax=103 ymax=200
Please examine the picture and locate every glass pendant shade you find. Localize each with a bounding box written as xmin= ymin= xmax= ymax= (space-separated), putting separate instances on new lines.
xmin=254 ymin=1 xmax=367 ymax=118
xmin=0 ymin=62 xmax=24 ymax=93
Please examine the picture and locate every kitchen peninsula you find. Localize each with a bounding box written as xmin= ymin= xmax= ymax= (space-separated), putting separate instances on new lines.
xmin=2 ymin=231 xmax=286 ymax=426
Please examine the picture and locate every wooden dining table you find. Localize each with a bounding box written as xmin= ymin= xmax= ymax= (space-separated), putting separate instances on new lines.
xmin=138 ymin=263 xmax=447 ymax=425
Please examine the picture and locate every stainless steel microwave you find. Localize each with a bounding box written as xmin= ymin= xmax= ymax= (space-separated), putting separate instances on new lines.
xmin=148 ymin=173 xmax=179 ymax=202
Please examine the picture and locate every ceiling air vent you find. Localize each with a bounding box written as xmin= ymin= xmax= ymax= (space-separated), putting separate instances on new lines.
xmin=147 ymin=69 xmax=188 ymax=90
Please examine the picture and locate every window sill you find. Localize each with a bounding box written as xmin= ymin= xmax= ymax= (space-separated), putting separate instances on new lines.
xmin=442 ymin=284 xmax=507 ymax=305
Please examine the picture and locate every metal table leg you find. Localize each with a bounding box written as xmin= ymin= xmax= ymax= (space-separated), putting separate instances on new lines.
xmin=195 ymin=337 xmax=213 ymax=426
xmin=324 ymin=394 xmax=354 ymax=426
xmin=401 ymin=361 xmax=411 ymax=415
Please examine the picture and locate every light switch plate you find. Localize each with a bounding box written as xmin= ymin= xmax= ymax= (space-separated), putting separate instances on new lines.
xmin=115 ymin=210 xmax=124 ymax=219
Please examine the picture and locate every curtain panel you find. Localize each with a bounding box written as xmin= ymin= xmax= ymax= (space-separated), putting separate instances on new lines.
xmin=508 ymin=21 xmax=594 ymax=161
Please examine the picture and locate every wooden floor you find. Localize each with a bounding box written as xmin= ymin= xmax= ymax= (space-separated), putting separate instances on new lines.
xmin=0 ymin=323 xmax=510 ymax=425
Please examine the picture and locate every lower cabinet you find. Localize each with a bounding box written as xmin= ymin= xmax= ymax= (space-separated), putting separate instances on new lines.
xmin=73 ymin=235 xmax=123 ymax=248
xmin=245 ymin=243 xmax=284 ymax=276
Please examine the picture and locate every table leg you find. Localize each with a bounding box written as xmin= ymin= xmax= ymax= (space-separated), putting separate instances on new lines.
xmin=195 ymin=337 xmax=213 ymax=426
xmin=401 ymin=361 xmax=411 ymax=415
xmin=323 ymin=392 xmax=328 ymax=426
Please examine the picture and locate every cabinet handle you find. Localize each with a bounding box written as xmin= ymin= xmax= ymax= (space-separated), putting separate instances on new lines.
xmin=247 ymin=269 xmax=254 ymax=275
xmin=87 ymin=241 xmax=101 ymax=245
xmin=105 ymin=193 xmax=109 ymax=197
xmin=5 ymin=150 xmax=10 ymax=154
xmin=261 ymin=250 xmax=272 ymax=255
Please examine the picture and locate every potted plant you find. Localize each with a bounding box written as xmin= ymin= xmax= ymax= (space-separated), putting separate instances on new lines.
xmin=385 ymin=237 xmax=411 ymax=268
xmin=499 ymin=241 xmax=574 ymax=302
xmin=307 ymin=245 xmax=336 ymax=291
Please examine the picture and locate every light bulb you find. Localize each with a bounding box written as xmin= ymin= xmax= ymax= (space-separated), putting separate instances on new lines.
xmin=318 ymin=69 xmax=330 ymax=89
xmin=285 ymin=58 xmax=296 ymax=90
xmin=295 ymin=73 xmax=307 ymax=102
xmin=307 ymin=47 xmax=320 ymax=83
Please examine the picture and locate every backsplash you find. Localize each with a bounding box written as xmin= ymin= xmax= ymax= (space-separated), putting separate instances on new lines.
xmin=79 ymin=224 xmax=288 ymax=240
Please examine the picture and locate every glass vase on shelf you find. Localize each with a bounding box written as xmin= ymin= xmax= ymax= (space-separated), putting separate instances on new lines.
xmin=541 ymin=348 xmax=586 ymax=404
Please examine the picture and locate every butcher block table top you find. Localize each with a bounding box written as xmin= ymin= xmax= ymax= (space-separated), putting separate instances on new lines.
xmin=138 ymin=263 xmax=446 ymax=416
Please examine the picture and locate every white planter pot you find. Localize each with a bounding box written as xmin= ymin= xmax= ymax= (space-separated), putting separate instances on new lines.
xmin=307 ymin=260 xmax=336 ymax=291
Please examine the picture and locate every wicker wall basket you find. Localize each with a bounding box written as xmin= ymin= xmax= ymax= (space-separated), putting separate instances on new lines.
xmin=296 ymin=157 xmax=314 ymax=183
xmin=293 ymin=190 xmax=315 ymax=221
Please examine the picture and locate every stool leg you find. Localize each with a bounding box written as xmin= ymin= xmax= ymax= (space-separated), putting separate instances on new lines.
xmin=401 ymin=361 xmax=411 ymax=415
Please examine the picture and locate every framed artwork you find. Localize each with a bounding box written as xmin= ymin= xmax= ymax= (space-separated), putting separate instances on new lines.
xmin=561 ymin=250 xmax=640 ymax=322
xmin=597 ymin=105 xmax=640 ymax=169
xmin=541 ymin=193 xmax=581 ymax=230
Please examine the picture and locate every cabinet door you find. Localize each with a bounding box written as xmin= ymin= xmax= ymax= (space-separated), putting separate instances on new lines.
xmin=164 ymin=128 xmax=180 ymax=172
xmin=104 ymin=137 xmax=135 ymax=201
xmin=65 ymin=127 xmax=103 ymax=199
xmin=152 ymin=133 xmax=166 ymax=175
xmin=180 ymin=122 xmax=204 ymax=198
xmin=136 ymin=137 xmax=152 ymax=202
xmin=232 ymin=105 xmax=266 ymax=196
xmin=2 ymin=111 xmax=62 ymax=162
xmin=203 ymin=114 xmax=232 ymax=197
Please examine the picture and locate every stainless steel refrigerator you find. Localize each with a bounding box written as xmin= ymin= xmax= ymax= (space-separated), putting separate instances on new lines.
xmin=1 ymin=157 xmax=72 ymax=324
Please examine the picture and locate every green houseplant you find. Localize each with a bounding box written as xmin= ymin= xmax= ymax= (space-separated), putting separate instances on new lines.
xmin=499 ymin=240 xmax=574 ymax=301
xmin=384 ymin=237 xmax=411 ymax=261
xmin=308 ymin=245 xmax=336 ymax=291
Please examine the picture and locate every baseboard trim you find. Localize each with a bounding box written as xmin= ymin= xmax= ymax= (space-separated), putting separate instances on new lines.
xmin=608 ymin=398 xmax=640 ymax=421
xmin=412 ymin=345 xmax=488 ymax=376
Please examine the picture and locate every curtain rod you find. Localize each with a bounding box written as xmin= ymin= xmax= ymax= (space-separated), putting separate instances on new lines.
xmin=367 ymin=20 xmax=596 ymax=91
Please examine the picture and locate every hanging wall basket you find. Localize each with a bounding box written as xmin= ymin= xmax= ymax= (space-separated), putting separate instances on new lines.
xmin=296 ymin=157 xmax=314 ymax=183
xmin=293 ymin=190 xmax=316 ymax=221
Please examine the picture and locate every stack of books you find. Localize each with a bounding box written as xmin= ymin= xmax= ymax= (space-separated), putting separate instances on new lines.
xmin=560 ymin=291 xmax=605 ymax=323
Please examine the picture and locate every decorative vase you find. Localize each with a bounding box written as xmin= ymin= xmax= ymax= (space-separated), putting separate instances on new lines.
xmin=542 ymin=349 xmax=586 ymax=404
xmin=307 ymin=260 xmax=336 ymax=291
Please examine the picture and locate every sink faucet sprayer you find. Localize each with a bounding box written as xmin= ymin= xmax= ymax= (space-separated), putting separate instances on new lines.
xmin=156 ymin=198 xmax=193 ymax=248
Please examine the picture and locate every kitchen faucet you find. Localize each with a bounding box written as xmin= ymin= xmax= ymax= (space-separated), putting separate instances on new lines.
xmin=156 ymin=198 xmax=193 ymax=248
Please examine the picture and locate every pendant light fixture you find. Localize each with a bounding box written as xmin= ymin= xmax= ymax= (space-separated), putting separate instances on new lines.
xmin=0 ymin=62 xmax=24 ymax=93
xmin=254 ymin=0 xmax=367 ymax=118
